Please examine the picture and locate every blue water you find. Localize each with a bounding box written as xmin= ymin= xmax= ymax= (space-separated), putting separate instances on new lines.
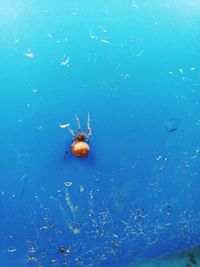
xmin=1 ymin=1 xmax=200 ymax=266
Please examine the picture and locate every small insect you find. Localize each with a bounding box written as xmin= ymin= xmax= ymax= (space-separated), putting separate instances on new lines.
xmin=65 ymin=113 xmax=92 ymax=158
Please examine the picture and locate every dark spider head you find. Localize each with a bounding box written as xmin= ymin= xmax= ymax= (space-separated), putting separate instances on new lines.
xmin=77 ymin=133 xmax=85 ymax=141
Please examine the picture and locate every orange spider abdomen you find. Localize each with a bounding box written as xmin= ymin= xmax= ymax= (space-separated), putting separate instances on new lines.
xmin=71 ymin=141 xmax=90 ymax=157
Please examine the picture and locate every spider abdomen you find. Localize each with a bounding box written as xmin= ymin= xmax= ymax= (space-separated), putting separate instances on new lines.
xmin=71 ymin=141 xmax=89 ymax=157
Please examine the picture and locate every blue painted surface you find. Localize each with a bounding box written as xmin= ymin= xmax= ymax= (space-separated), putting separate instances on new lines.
xmin=0 ymin=1 xmax=200 ymax=266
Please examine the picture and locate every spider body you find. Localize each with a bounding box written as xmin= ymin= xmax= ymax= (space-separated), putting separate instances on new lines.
xmin=65 ymin=113 xmax=92 ymax=158
xmin=71 ymin=140 xmax=89 ymax=157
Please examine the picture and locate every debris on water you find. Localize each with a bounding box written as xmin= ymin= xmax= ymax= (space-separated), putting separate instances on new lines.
xmin=24 ymin=49 xmax=34 ymax=58
xmin=47 ymin=32 xmax=53 ymax=38
xmin=80 ymin=185 xmax=84 ymax=192
xmin=7 ymin=247 xmax=16 ymax=253
xmin=32 ymin=88 xmax=38 ymax=93
xmin=59 ymin=123 xmax=70 ymax=129
xmin=59 ymin=247 xmax=70 ymax=254
xmin=166 ymin=204 xmax=173 ymax=215
xmin=165 ymin=118 xmax=181 ymax=133
xmin=156 ymin=155 xmax=167 ymax=162
xmin=20 ymin=175 xmax=28 ymax=200
xmin=64 ymin=181 xmax=72 ymax=187
xmin=69 ymin=223 xmax=81 ymax=234
xmin=60 ymin=57 xmax=69 ymax=66
xmin=100 ymin=39 xmax=110 ymax=44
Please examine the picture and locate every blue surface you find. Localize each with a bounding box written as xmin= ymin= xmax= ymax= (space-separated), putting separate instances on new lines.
xmin=0 ymin=1 xmax=200 ymax=266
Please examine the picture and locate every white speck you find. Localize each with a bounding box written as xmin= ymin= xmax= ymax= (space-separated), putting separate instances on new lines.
xmin=169 ymin=71 xmax=173 ymax=74
xmin=59 ymin=123 xmax=70 ymax=129
xmin=24 ymin=49 xmax=34 ymax=58
xmin=37 ymin=126 xmax=43 ymax=130
xmin=80 ymin=185 xmax=84 ymax=192
xmin=179 ymin=68 xmax=184 ymax=74
xmin=156 ymin=155 xmax=162 ymax=161
xmin=89 ymin=30 xmax=98 ymax=40
xmin=39 ymin=226 xmax=48 ymax=230
xmin=132 ymin=1 xmax=139 ymax=8
xmin=191 ymin=67 xmax=195 ymax=71
xmin=60 ymin=57 xmax=69 ymax=66
xmin=136 ymin=50 xmax=144 ymax=57
xmin=32 ymin=88 xmax=38 ymax=93
xmin=8 ymin=247 xmax=16 ymax=253
xmin=100 ymin=39 xmax=110 ymax=44
xmin=47 ymin=32 xmax=52 ymax=38
xmin=64 ymin=181 xmax=73 ymax=187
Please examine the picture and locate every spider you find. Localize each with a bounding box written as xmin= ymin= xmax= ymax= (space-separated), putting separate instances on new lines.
xmin=64 ymin=113 xmax=92 ymax=158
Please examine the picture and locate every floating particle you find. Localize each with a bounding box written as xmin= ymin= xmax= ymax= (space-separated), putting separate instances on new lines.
xmin=7 ymin=247 xmax=16 ymax=253
xmin=32 ymin=88 xmax=38 ymax=93
xmin=136 ymin=50 xmax=144 ymax=57
xmin=59 ymin=247 xmax=70 ymax=254
xmin=165 ymin=118 xmax=180 ymax=132
xmin=80 ymin=185 xmax=84 ymax=192
xmin=89 ymin=32 xmax=98 ymax=40
xmin=132 ymin=1 xmax=139 ymax=8
xmin=47 ymin=32 xmax=52 ymax=38
xmin=64 ymin=181 xmax=72 ymax=187
xmin=69 ymin=224 xmax=81 ymax=234
xmin=60 ymin=57 xmax=69 ymax=66
xmin=24 ymin=49 xmax=34 ymax=58
xmin=179 ymin=68 xmax=184 ymax=74
xmin=100 ymin=39 xmax=110 ymax=44
xmin=59 ymin=123 xmax=70 ymax=129
xmin=156 ymin=155 xmax=163 ymax=161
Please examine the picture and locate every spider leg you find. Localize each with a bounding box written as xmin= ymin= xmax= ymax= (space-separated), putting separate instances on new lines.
xmin=74 ymin=113 xmax=81 ymax=134
xmin=67 ymin=125 xmax=76 ymax=137
xmin=87 ymin=112 xmax=92 ymax=138
xmin=64 ymin=150 xmax=69 ymax=160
